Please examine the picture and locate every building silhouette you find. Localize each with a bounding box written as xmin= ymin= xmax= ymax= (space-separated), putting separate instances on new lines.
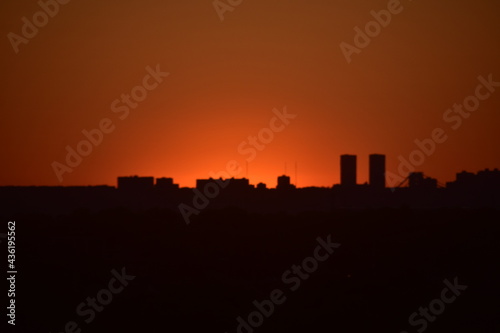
xmin=118 ymin=176 xmax=154 ymax=191
xmin=156 ymin=177 xmax=179 ymax=190
xmin=446 ymin=168 xmax=500 ymax=191
xmin=196 ymin=177 xmax=253 ymax=192
xmin=340 ymin=154 xmax=357 ymax=187
xmin=277 ymin=175 xmax=295 ymax=190
xmin=409 ymin=172 xmax=437 ymax=189
xmin=369 ymin=154 xmax=386 ymax=189
xmin=256 ymin=182 xmax=267 ymax=190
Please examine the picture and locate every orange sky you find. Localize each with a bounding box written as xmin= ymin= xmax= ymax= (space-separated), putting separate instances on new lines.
xmin=1 ymin=0 xmax=499 ymax=188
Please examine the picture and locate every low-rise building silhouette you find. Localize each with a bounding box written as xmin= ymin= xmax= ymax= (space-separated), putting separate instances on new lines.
xmin=256 ymin=182 xmax=267 ymax=190
xmin=196 ymin=177 xmax=253 ymax=192
xmin=277 ymin=175 xmax=295 ymax=190
xmin=409 ymin=172 xmax=437 ymax=189
xmin=446 ymin=168 xmax=500 ymax=191
xmin=118 ymin=176 xmax=154 ymax=191
xmin=156 ymin=177 xmax=179 ymax=190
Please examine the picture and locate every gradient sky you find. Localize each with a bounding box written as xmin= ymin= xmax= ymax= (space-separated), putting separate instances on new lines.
xmin=1 ymin=0 xmax=499 ymax=188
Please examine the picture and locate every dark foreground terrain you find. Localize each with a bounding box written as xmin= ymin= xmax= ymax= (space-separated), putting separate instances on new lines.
xmin=3 ymin=208 xmax=499 ymax=332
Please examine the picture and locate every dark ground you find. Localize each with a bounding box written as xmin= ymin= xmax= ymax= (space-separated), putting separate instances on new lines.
xmin=3 ymin=207 xmax=500 ymax=332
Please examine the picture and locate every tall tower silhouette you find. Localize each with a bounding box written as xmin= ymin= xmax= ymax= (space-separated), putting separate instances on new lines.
xmin=369 ymin=154 xmax=386 ymax=188
xmin=340 ymin=155 xmax=357 ymax=187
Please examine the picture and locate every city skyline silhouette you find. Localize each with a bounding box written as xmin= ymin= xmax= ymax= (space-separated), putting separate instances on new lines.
xmin=2 ymin=1 xmax=500 ymax=332
xmin=1 ymin=153 xmax=498 ymax=220
xmin=3 ymin=152 xmax=497 ymax=190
